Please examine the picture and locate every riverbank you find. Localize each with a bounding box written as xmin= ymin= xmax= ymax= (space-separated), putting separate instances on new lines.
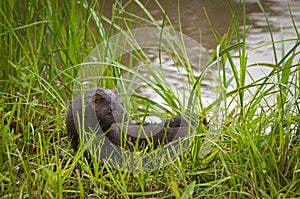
xmin=0 ymin=1 xmax=299 ymax=198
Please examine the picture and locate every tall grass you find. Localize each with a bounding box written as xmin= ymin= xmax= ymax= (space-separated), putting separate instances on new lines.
xmin=0 ymin=0 xmax=299 ymax=198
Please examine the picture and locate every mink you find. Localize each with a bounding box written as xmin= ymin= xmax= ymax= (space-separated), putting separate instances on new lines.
xmin=66 ymin=88 xmax=200 ymax=151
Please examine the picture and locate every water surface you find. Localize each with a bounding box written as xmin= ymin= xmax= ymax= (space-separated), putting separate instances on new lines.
xmin=98 ymin=0 xmax=300 ymax=108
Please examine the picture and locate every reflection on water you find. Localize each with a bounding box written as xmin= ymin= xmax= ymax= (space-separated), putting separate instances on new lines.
xmin=99 ymin=0 xmax=300 ymax=108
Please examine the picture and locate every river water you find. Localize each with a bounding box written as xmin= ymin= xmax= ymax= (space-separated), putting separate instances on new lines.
xmin=95 ymin=0 xmax=300 ymax=110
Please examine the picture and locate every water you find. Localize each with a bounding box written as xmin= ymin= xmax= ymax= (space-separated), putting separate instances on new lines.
xmin=97 ymin=0 xmax=300 ymax=108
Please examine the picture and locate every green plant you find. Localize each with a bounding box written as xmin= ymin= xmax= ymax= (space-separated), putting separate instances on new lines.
xmin=0 ymin=0 xmax=299 ymax=198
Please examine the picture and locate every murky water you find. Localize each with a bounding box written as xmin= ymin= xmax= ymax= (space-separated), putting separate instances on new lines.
xmin=97 ymin=0 xmax=300 ymax=109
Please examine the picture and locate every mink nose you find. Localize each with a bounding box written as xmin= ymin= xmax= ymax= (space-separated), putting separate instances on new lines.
xmin=112 ymin=109 xmax=128 ymax=122
xmin=111 ymin=103 xmax=128 ymax=122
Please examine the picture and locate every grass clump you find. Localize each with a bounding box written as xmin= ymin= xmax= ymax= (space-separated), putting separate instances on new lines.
xmin=0 ymin=0 xmax=299 ymax=198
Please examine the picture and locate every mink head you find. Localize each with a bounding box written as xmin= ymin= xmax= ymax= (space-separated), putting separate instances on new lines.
xmin=66 ymin=88 xmax=128 ymax=150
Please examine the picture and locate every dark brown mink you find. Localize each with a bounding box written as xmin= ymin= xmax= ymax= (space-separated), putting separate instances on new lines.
xmin=66 ymin=88 xmax=200 ymax=151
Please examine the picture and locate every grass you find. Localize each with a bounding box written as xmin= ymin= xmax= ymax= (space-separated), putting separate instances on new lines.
xmin=1 ymin=0 xmax=300 ymax=198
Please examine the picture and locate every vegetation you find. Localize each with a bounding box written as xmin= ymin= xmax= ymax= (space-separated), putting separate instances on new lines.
xmin=1 ymin=0 xmax=299 ymax=198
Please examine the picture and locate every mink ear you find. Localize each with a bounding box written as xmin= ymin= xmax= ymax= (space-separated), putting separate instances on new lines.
xmin=93 ymin=93 xmax=104 ymax=103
